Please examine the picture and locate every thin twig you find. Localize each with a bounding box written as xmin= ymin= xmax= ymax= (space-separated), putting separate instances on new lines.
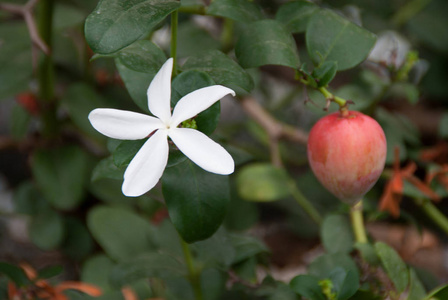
xmin=239 ymin=97 xmax=308 ymax=165
xmin=0 ymin=0 xmax=49 ymax=71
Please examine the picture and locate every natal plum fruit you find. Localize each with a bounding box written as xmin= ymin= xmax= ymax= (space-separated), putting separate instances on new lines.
xmin=307 ymin=111 xmax=387 ymax=205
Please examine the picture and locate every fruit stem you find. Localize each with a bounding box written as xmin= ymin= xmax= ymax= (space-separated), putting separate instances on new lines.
xmin=350 ymin=200 xmax=368 ymax=244
xmin=413 ymin=197 xmax=448 ymax=236
xmin=317 ymin=87 xmax=349 ymax=116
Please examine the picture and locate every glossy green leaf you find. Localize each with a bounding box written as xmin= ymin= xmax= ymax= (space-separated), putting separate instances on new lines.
xmin=91 ymin=156 xmax=125 ymax=181
xmin=321 ymin=214 xmax=354 ymax=254
xmin=115 ymin=63 xmax=152 ymax=112
xmin=235 ymin=20 xmax=300 ymax=69
xmin=171 ymin=70 xmax=219 ymax=135
xmin=31 ymin=146 xmax=91 ymax=210
xmin=110 ymin=252 xmax=186 ymax=286
xmin=276 ymin=0 xmax=319 ymax=33
xmin=116 ymin=40 xmax=167 ymax=73
xmin=236 ymin=163 xmax=291 ymax=202
xmin=0 ymin=23 xmax=32 ymax=99
xmin=113 ymin=140 xmax=146 ymax=168
xmin=29 ymin=207 xmax=65 ymax=250
xmin=87 ymin=205 xmax=157 ymax=260
xmin=207 ymin=0 xmax=263 ymax=22
xmin=290 ymin=274 xmax=326 ymax=300
xmin=306 ymin=9 xmax=376 ymax=70
xmin=312 ymin=61 xmax=338 ymax=87
xmin=183 ymin=50 xmax=254 ymax=94
xmin=375 ymin=242 xmax=409 ymax=293
xmin=162 ymin=159 xmax=230 ymax=243
xmin=85 ymin=0 xmax=180 ymax=54
xmin=62 ymin=83 xmax=108 ymax=140
xmin=308 ymin=253 xmax=359 ymax=280
xmin=81 ymin=254 xmax=115 ymax=292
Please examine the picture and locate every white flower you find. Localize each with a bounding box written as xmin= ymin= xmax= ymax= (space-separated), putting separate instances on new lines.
xmin=88 ymin=58 xmax=235 ymax=197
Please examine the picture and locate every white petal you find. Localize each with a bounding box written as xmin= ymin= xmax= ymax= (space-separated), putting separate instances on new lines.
xmin=169 ymin=128 xmax=234 ymax=175
xmin=88 ymin=108 xmax=163 ymax=140
xmin=147 ymin=58 xmax=173 ymax=123
xmin=122 ymin=130 xmax=169 ymax=197
xmin=170 ymin=85 xmax=235 ymax=127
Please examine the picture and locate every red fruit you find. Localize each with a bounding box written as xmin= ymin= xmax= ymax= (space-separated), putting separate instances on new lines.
xmin=307 ymin=111 xmax=387 ymax=205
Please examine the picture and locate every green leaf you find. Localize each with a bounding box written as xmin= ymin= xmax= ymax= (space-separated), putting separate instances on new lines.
xmin=276 ymin=0 xmax=319 ymax=33
xmin=116 ymin=40 xmax=167 ymax=73
xmin=62 ymin=218 xmax=94 ymax=261
xmin=38 ymin=265 xmax=64 ymax=279
xmin=224 ymin=187 xmax=259 ymax=231
xmin=110 ymin=253 xmax=186 ymax=286
xmin=9 ymin=104 xmax=31 ymax=139
xmin=0 ymin=263 xmax=31 ymax=287
xmin=308 ymin=253 xmax=359 ymax=280
xmin=85 ymin=0 xmax=180 ymax=54
xmin=207 ymin=0 xmax=263 ymax=22
xmin=236 ymin=163 xmax=291 ymax=202
xmin=235 ymin=20 xmax=300 ymax=69
xmin=0 ymin=23 xmax=32 ymax=100
xmin=328 ymin=268 xmax=359 ymax=300
xmin=321 ymin=214 xmax=354 ymax=254
xmin=13 ymin=181 xmax=46 ymax=215
xmin=290 ymin=274 xmax=326 ymax=300
xmin=113 ymin=140 xmax=146 ymax=168
xmin=354 ymin=242 xmax=380 ymax=266
xmin=425 ymin=284 xmax=448 ymax=300
xmin=375 ymin=242 xmax=409 ymax=293
xmin=91 ymin=156 xmax=125 ymax=182
xmin=182 ymin=50 xmax=254 ymax=94
xmin=171 ymin=70 xmax=219 ymax=135
xmin=61 ymin=83 xmax=109 ymax=140
xmin=408 ymin=268 xmax=427 ymax=300
xmin=31 ymin=146 xmax=91 ymax=210
xmin=81 ymin=254 xmax=115 ymax=292
xmin=29 ymin=207 xmax=65 ymax=250
xmin=306 ymin=9 xmax=376 ymax=70
xmin=115 ymin=59 xmax=154 ymax=113
xmin=162 ymin=159 xmax=230 ymax=243
xmin=229 ymin=233 xmax=269 ymax=264
xmin=177 ymin=23 xmax=221 ymax=58
xmin=87 ymin=205 xmax=157 ymax=260
xmin=439 ymin=113 xmax=448 ymax=139
xmin=312 ymin=61 xmax=338 ymax=87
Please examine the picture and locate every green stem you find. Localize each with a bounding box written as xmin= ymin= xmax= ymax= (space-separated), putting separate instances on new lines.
xmin=180 ymin=239 xmax=203 ymax=300
xmin=350 ymin=201 xmax=368 ymax=244
xmin=413 ymin=198 xmax=448 ymax=235
xmin=37 ymin=0 xmax=57 ymax=137
xmin=392 ymin=0 xmax=431 ymax=26
xmin=289 ymin=181 xmax=323 ymax=225
xmin=221 ymin=18 xmax=234 ymax=53
xmin=170 ymin=9 xmax=178 ymax=76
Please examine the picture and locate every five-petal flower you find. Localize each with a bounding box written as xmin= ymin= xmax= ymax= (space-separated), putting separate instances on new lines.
xmin=89 ymin=58 xmax=235 ymax=197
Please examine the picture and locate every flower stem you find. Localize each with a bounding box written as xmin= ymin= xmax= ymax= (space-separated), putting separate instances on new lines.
xmin=413 ymin=197 xmax=448 ymax=235
xmin=289 ymin=181 xmax=323 ymax=225
xmin=37 ymin=0 xmax=57 ymax=137
xmin=350 ymin=200 xmax=368 ymax=244
xmin=170 ymin=9 xmax=178 ymax=76
xmin=180 ymin=238 xmax=203 ymax=300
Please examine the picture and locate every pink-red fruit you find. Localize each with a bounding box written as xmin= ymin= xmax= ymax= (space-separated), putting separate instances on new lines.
xmin=307 ymin=111 xmax=387 ymax=205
